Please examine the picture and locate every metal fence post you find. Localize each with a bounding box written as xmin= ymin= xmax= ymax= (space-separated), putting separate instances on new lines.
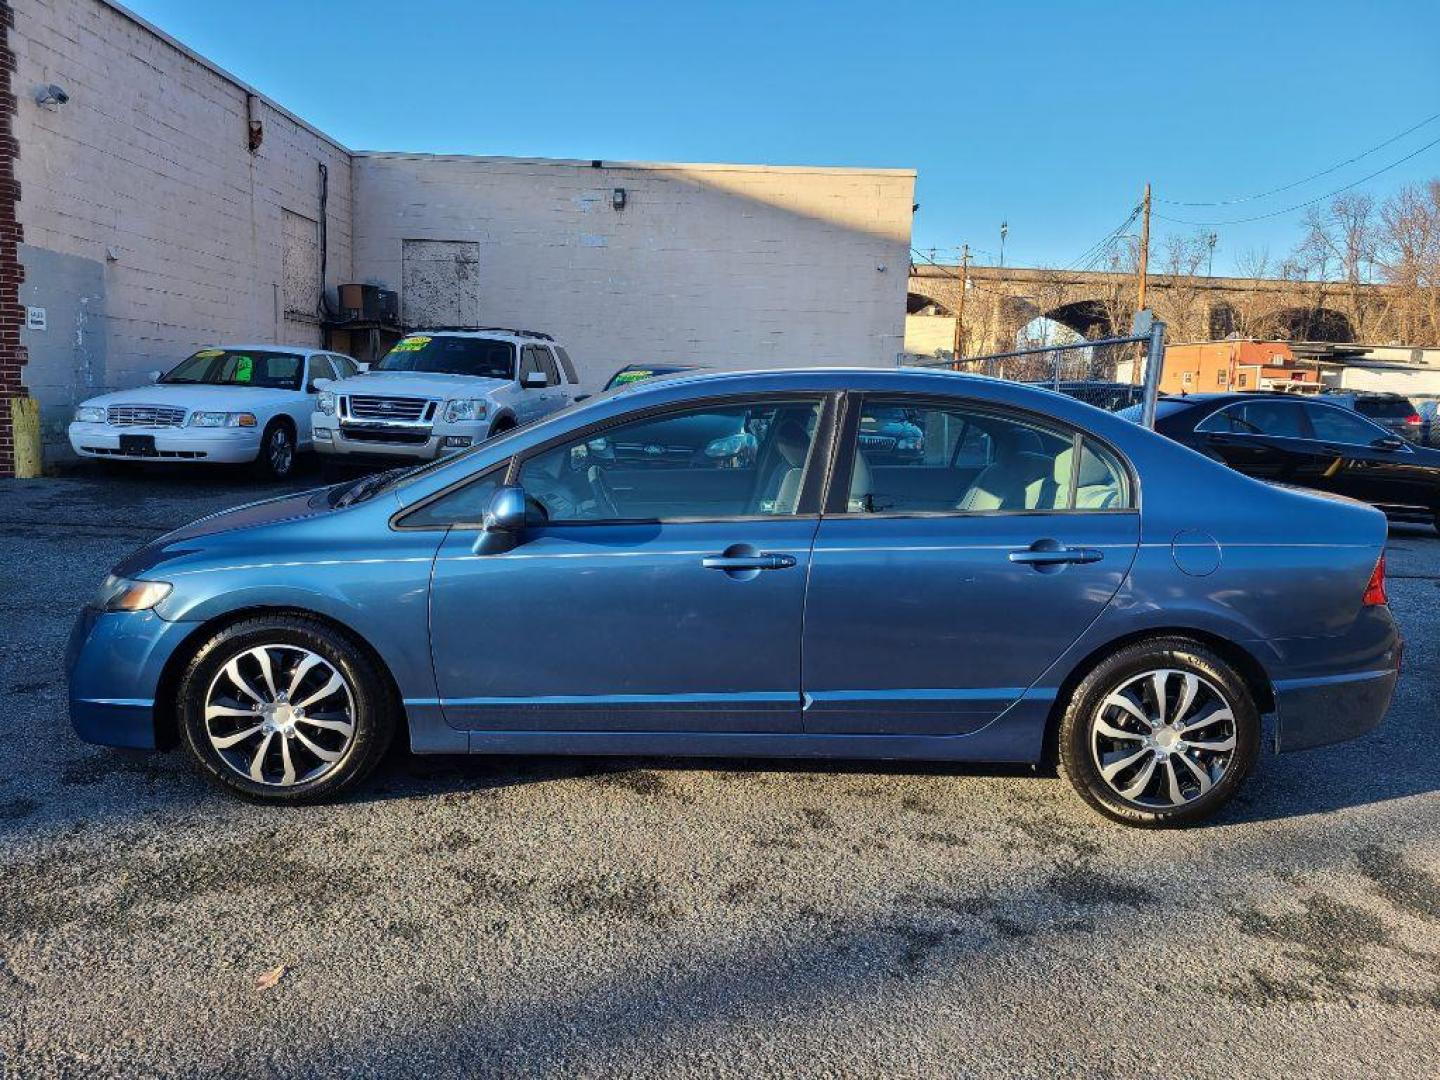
xmin=1140 ymin=318 xmax=1166 ymax=429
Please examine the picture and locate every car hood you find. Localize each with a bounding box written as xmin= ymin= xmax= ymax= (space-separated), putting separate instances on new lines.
xmin=112 ymin=487 xmax=338 ymax=577
xmin=324 ymin=371 xmax=509 ymax=398
xmin=79 ymin=384 xmax=299 ymax=410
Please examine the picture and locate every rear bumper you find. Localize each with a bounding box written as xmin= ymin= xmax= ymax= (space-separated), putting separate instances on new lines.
xmin=68 ymin=422 xmax=262 ymax=463
xmin=66 ymin=607 xmax=195 ymax=749
xmin=1273 ymin=667 xmax=1399 ymax=752
xmin=1265 ymin=606 xmax=1402 ymax=753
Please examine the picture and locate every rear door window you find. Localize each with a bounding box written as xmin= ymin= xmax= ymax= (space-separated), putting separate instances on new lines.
xmin=843 ymin=397 xmax=1128 ymax=514
xmin=1305 ymin=402 xmax=1388 ymax=445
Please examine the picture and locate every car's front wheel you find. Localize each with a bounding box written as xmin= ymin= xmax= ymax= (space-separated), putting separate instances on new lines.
xmin=176 ymin=615 xmax=395 ymax=803
xmin=256 ymin=420 xmax=296 ymax=479
xmin=1058 ymin=638 xmax=1260 ymax=827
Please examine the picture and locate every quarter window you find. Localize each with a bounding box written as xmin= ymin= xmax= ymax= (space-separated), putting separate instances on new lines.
xmin=554 ymin=346 xmax=579 ymax=384
xmin=397 ymin=468 xmax=505 ymax=529
xmin=844 ymin=398 xmax=1127 ymax=513
xmin=518 ymin=398 xmax=825 ymax=521
xmin=537 ymin=347 xmax=561 ymax=386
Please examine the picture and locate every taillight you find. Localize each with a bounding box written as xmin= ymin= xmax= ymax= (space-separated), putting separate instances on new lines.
xmin=1363 ymin=553 xmax=1388 ymax=606
xmin=1407 ymin=414 xmax=1421 ymax=425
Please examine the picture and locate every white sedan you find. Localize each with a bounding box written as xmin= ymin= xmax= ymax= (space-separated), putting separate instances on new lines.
xmin=68 ymin=345 xmax=363 ymax=478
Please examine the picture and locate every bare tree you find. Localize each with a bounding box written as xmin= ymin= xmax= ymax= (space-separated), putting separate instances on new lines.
xmin=1378 ymin=179 xmax=1440 ymax=345
xmin=1290 ymin=193 xmax=1388 ymax=340
xmin=1149 ymin=232 xmax=1211 ymax=340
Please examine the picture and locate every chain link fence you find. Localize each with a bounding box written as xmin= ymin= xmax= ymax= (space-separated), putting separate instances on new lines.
xmin=898 ymin=314 xmax=1167 ymax=426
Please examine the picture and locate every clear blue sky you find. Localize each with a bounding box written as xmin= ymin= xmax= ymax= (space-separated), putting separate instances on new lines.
xmin=126 ymin=0 xmax=1440 ymax=276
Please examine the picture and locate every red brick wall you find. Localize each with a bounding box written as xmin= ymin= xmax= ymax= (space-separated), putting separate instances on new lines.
xmin=0 ymin=1 xmax=24 ymax=477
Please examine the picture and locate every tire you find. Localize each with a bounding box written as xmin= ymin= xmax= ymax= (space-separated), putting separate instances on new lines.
xmin=176 ymin=615 xmax=396 ymax=803
xmin=1057 ymin=637 xmax=1260 ymax=827
xmin=255 ymin=420 xmax=297 ymax=480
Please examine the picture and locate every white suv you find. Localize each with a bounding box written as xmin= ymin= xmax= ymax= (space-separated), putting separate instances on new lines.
xmin=313 ymin=328 xmax=581 ymax=463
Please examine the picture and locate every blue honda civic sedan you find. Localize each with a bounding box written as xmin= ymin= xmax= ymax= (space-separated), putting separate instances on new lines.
xmin=67 ymin=368 xmax=1401 ymax=825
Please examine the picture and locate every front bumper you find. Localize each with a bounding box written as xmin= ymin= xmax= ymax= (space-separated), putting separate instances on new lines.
xmin=312 ymin=415 xmax=481 ymax=461
xmin=68 ymin=422 xmax=262 ymax=464
xmin=66 ymin=607 xmax=196 ymax=749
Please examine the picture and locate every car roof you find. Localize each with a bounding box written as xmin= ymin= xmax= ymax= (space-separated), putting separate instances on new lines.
xmin=405 ymin=327 xmax=558 ymax=344
xmin=200 ymin=344 xmax=334 ymax=355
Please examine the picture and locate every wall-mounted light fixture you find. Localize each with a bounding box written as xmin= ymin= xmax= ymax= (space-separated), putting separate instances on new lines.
xmin=34 ymin=84 xmax=69 ymax=108
xmin=612 ymin=187 xmax=627 ymax=212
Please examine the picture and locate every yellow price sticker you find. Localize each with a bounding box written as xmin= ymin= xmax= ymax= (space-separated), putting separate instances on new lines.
xmin=390 ymin=336 xmax=432 ymax=353
xmin=194 ymin=348 xmax=225 ymax=358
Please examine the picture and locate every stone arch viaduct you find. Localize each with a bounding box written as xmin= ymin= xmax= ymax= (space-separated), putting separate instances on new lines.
xmin=908 ymin=264 xmax=1397 ymax=355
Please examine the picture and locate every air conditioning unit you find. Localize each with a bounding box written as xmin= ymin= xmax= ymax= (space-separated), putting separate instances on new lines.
xmin=338 ymin=284 xmax=399 ymax=324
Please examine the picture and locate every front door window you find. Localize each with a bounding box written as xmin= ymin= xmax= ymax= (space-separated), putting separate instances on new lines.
xmin=518 ymin=399 xmax=824 ymax=520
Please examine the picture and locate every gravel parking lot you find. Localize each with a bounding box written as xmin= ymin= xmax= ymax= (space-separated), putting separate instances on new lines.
xmin=1 ymin=464 xmax=1437 ymax=1078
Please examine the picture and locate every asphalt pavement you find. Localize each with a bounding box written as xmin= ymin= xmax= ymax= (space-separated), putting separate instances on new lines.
xmin=0 ymin=462 xmax=1437 ymax=1078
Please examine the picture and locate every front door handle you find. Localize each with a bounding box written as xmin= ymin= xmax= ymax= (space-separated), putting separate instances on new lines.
xmin=702 ymin=553 xmax=797 ymax=571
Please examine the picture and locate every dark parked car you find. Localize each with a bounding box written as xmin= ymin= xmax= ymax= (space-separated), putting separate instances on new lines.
xmin=69 ymin=369 xmax=1398 ymax=827
xmin=1322 ymin=390 xmax=1423 ymax=442
xmin=1128 ymin=391 xmax=1440 ymax=531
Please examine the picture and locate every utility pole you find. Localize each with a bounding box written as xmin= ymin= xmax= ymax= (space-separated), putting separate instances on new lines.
xmin=952 ymin=243 xmax=971 ymax=366
xmin=999 ymin=222 xmax=1008 ymax=268
xmin=1136 ymin=182 xmax=1152 ymax=312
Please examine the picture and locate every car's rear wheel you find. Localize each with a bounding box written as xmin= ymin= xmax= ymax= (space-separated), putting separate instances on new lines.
xmin=256 ymin=420 xmax=296 ymax=479
xmin=176 ymin=616 xmax=395 ymax=803
xmin=1057 ymin=638 xmax=1260 ymax=827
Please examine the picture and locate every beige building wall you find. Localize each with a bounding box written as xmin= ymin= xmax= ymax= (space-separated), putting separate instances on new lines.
xmin=352 ymin=154 xmax=914 ymax=389
xmin=11 ymin=0 xmax=353 ymax=438
xmin=904 ymin=313 xmax=956 ymax=358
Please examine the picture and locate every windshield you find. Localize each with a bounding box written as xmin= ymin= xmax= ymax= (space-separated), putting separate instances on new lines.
xmin=376 ymin=335 xmax=515 ymax=379
xmin=1116 ymin=399 xmax=1189 ymax=424
xmin=160 ymin=349 xmax=304 ymax=390
xmin=604 ymin=365 xmax=691 ymax=391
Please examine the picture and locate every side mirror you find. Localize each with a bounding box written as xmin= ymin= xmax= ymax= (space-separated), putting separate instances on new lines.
xmin=147 ymin=369 xmax=162 ymax=383
xmin=522 ymin=371 xmax=547 ymax=389
xmin=473 ymin=484 xmax=528 ymax=555
xmin=1371 ymin=436 xmax=1405 ymax=451
xmin=309 ymin=377 xmax=333 ymax=394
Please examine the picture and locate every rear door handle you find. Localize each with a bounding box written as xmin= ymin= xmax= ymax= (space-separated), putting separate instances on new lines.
xmin=1008 ymin=546 xmax=1103 ymax=566
xmin=702 ymin=553 xmax=797 ymax=571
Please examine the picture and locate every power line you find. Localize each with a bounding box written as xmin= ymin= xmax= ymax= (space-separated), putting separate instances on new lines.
xmin=1065 ymin=203 xmax=1143 ymax=272
xmin=1158 ymin=109 xmax=1440 ymax=208
xmin=1155 ymin=132 xmax=1440 ymax=227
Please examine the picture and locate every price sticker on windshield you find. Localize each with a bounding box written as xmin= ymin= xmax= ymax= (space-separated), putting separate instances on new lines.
xmin=390 ymin=336 xmax=431 ymax=353
xmin=194 ymin=349 xmax=224 ymax=358
xmin=234 ymin=356 xmax=253 ymax=382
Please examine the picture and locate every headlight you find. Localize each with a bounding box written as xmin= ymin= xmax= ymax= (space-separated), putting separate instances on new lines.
xmin=189 ymin=412 xmax=257 ymax=428
xmin=317 ymin=390 xmax=337 ymax=416
xmin=443 ymin=399 xmax=488 ymax=423
xmin=92 ymin=574 xmax=172 ymax=612
xmin=74 ymin=406 xmax=106 ymax=424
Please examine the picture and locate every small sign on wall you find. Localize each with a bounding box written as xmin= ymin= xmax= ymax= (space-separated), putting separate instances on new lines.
xmin=25 ymin=306 xmax=46 ymax=331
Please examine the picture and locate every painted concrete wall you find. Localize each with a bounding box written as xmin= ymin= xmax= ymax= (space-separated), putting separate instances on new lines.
xmin=11 ymin=0 xmax=353 ymax=442
xmin=352 ymin=154 xmax=914 ymax=390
